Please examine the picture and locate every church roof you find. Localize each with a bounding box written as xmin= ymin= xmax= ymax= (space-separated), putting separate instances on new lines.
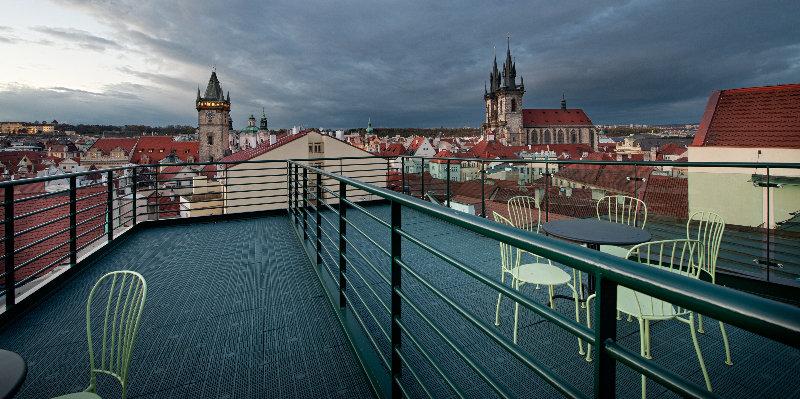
xmin=691 ymin=83 xmax=800 ymax=148
xmin=522 ymin=109 xmax=593 ymax=127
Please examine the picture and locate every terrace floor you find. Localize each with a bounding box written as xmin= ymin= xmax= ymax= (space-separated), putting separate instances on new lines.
xmin=0 ymin=206 xmax=798 ymax=399
xmin=311 ymin=204 xmax=800 ymax=398
xmin=0 ymin=215 xmax=373 ymax=398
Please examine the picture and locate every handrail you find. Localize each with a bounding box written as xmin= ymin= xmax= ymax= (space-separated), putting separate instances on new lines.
xmin=288 ymin=158 xmax=800 ymax=398
xmin=397 ymin=154 xmax=800 ymax=169
xmin=290 ymin=160 xmax=800 ymax=346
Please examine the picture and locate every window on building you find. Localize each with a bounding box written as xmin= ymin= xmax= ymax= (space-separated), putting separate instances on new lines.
xmin=208 ymin=135 xmax=213 ymax=145
xmin=511 ymin=99 xmax=517 ymax=112
xmin=308 ymin=142 xmax=324 ymax=154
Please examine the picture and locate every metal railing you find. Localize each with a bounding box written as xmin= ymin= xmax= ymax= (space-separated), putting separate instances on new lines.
xmin=288 ymin=159 xmax=800 ymax=399
xmin=395 ymin=155 xmax=800 ymax=287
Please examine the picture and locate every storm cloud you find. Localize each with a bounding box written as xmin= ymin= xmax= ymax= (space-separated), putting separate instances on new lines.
xmin=2 ymin=0 xmax=798 ymax=128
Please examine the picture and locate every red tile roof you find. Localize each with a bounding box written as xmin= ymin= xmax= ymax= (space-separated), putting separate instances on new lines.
xmin=88 ymin=138 xmax=139 ymax=156
xmin=374 ymin=143 xmax=406 ymax=157
xmin=132 ymin=136 xmax=199 ymax=164
xmin=642 ymin=174 xmax=688 ymax=219
xmin=220 ymin=132 xmax=308 ymax=163
xmin=692 ymin=83 xmax=800 ymax=148
xmin=465 ymin=140 xmax=520 ymax=159
xmin=0 ymin=187 xmax=107 ymax=283
xmin=522 ymin=109 xmax=593 ymax=127
xmin=658 ymin=143 xmax=687 ymax=156
xmin=554 ymin=163 xmax=653 ymax=196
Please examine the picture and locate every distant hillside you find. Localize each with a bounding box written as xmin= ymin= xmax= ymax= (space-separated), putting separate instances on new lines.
xmin=57 ymin=124 xmax=196 ymax=136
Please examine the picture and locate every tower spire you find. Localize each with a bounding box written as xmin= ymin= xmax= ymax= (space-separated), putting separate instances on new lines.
xmin=561 ymin=92 xmax=567 ymax=110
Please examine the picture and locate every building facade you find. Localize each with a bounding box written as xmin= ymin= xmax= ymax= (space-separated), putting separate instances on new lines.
xmin=196 ymin=70 xmax=231 ymax=162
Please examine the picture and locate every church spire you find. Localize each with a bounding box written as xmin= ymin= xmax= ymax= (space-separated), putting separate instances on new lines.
xmin=561 ymin=92 xmax=567 ymax=110
xmin=196 ymin=86 xmax=201 ymax=101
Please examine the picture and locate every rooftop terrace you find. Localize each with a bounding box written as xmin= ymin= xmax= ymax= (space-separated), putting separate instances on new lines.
xmin=0 ymin=157 xmax=798 ymax=398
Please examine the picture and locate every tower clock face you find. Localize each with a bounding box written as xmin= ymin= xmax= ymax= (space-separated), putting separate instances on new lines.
xmin=205 ymin=111 xmax=213 ymax=123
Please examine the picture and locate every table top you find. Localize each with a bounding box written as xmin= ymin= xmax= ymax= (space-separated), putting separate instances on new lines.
xmin=542 ymin=219 xmax=652 ymax=246
xmin=0 ymin=349 xmax=26 ymax=399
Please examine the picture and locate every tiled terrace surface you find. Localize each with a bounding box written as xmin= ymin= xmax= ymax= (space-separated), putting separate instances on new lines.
xmin=1 ymin=204 xmax=798 ymax=399
xmin=0 ymin=215 xmax=372 ymax=398
xmin=308 ymin=204 xmax=800 ymax=398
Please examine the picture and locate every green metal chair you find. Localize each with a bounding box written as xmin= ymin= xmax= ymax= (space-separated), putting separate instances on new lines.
xmin=53 ymin=271 xmax=147 ymax=399
xmin=585 ymin=239 xmax=712 ymax=398
xmin=493 ymin=211 xmax=584 ymax=355
xmin=687 ymin=210 xmax=732 ymax=366
xmin=596 ymin=194 xmax=648 ymax=257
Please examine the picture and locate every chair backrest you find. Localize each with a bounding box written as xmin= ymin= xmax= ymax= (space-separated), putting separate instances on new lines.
xmin=686 ymin=211 xmax=725 ymax=282
xmin=596 ymin=195 xmax=647 ymax=229
xmin=493 ymin=212 xmax=521 ymax=274
xmin=86 ymin=270 xmax=147 ymax=398
xmin=625 ymin=239 xmax=702 ymax=318
xmin=507 ymin=195 xmax=542 ymax=233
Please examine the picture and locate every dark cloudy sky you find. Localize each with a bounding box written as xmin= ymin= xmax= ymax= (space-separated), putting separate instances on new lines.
xmin=0 ymin=0 xmax=797 ymax=129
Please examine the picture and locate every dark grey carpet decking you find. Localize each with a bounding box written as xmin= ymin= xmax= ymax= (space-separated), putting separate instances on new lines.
xmin=1 ymin=206 xmax=798 ymax=399
xmin=307 ymin=204 xmax=800 ymax=399
xmin=0 ymin=215 xmax=373 ymax=399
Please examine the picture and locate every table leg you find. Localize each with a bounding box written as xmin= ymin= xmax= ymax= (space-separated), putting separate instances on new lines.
xmin=586 ymin=243 xmax=600 ymax=294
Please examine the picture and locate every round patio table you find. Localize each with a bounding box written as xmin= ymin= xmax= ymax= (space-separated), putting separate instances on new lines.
xmin=541 ymin=219 xmax=652 ymax=293
xmin=0 ymin=349 xmax=26 ymax=399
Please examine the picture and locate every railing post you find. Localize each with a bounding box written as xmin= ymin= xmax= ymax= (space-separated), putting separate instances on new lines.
xmin=594 ymin=274 xmax=618 ymax=398
xmin=315 ymin=172 xmax=322 ymax=267
xmin=446 ymin=159 xmax=451 ymax=207
xmin=155 ymin=168 xmax=160 ymax=221
xmin=420 ymin=158 xmax=425 ymax=198
xmin=303 ymin=168 xmax=308 ymax=241
xmin=294 ymin=164 xmax=299 ymax=224
xmin=766 ymin=166 xmax=771 ymax=281
xmin=338 ymin=180 xmax=347 ymax=308
xmin=401 ymin=157 xmax=406 ymax=194
xmin=544 ymin=161 xmax=550 ymax=223
xmin=69 ymin=175 xmax=77 ymax=266
xmin=131 ymin=167 xmax=137 ymax=225
xmin=390 ymin=200 xmax=402 ymax=398
xmin=107 ymin=170 xmax=113 ymax=243
xmin=287 ymin=162 xmax=293 ymax=219
xmin=480 ymin=161 xmax=486 ymax=218
xmin=4 ymin=185 xmax=15 ymax=308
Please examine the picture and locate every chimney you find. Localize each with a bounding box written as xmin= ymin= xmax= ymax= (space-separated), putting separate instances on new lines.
xmin=269 ymin=133 xmax=277 ymax=145
xmin=335 ymin=130 xmax=344 ymax=140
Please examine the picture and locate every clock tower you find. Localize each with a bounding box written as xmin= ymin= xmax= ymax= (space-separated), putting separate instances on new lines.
xmin=196 ymin=69 xmax=231 ymax=162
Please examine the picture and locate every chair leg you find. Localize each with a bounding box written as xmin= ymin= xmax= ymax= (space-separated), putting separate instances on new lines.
xmin=573 ymin=287 xmax=585 ymax=356
xmin=689 ymin=314 xmax=713 ymax=392
xmin=513 ymin=300 xmax=520 ymax=344
xmin=548 ymin=285 xmax=555 ymax=309
xmin=638 ymin=318 xmax=647 ymax=399
xmin=644 ymin=320 xmax=652 ymax=359
xmin=720 ymin=321 xmax=733 ymax=366
xmin=585 ymin=294 xmax=594 ymax=362
xmin=698 ymin=313 xmax=705 ymax=333
xmin=495 ymin=274 xmax=506 ymax=326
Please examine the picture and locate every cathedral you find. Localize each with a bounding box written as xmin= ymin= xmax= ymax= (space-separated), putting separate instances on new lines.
xmin=483 ymin=39 xmax=598 ymax=149
xmin=196 ymin=69 xmax=231 ymax=162
xmin=229 ymin=109 xmax=269 ymax=151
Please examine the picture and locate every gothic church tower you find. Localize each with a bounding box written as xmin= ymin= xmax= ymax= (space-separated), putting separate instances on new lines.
xmin=483 ymin=38 xmax=525 ymax=144
xmin=196 ymin=70 xmax=231 ymax=162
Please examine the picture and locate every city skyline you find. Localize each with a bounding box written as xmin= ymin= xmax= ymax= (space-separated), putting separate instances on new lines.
xmin=0 ymin=0 xmax=797 ymax=128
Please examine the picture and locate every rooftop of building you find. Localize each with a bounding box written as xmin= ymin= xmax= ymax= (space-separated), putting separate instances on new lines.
xmin=692 ymin=83 xmax=800 ymax=148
